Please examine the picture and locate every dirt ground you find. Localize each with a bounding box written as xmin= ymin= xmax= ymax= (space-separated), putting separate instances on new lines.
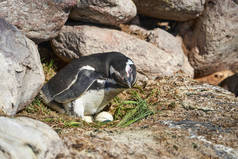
xmin=59 ymin=75 xmax=238 ymax=159
xmin=18 ymin=73 xmax=237 ymax=159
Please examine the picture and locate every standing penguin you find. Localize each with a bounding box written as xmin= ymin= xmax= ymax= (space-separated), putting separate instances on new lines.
xmin=40 ymin=52 xmax=136 ymax=122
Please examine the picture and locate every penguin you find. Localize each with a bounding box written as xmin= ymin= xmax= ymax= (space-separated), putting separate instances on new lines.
xmin=219 ymin=73 xmax=238 ymax=97
xmin=40 ymin=52 xmax=136 ymax=122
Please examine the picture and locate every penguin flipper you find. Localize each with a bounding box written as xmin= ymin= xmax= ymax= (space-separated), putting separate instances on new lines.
xmin=41 ymin=60 xmax=83 ymax=103
xmin=54 ymin=69 xmax=103 ymax=103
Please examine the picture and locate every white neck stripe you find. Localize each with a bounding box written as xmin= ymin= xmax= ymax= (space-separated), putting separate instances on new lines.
xmin=80 ymin=65 xmax=95 ymax=71
xmin=126 ymin=59 xmax=134 ymax=65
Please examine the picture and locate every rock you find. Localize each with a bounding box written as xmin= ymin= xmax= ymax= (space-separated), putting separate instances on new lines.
xmin=178 ymin=0 xmax=238 ymax=77
xmin=70 ymin=0 xmax=137 ymax=26
xmin=132 ymin=0 xmax=205 ymax=21
xmin=0 ymin=0 xmax=77 ymax=43
xmin=121 ymin=24 xmax=194 ymax=77
xmin=130 ymin=15 xmax=141 ymax=26
xmin=0 ymin=117 xmax=66 ymax=159
xmin=147 ymin=28 xmax=194 ymax=76
xmin=148 ymin=28 xmax=183 ymax=57
xmin=0 ymin=18 xmax=44 ymax=115
xmin=51 ymin=25 xmax=193 ymax=80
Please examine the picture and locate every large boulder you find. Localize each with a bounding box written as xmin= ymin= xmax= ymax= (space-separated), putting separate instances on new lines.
xmin=132 ymin=0 xmax=205 ymax=21
xmin=0 ymin=18 xmax=44 ymax=115
xmin=70 ymin=0 xmax=137 ymax=26
xmin=0 ymin=117 xmax=66 ymax=159
xmin=178 ymin=0 xmax=238 ymax=77
xmin=127 ymin=25 xmax=194 ymax=76
xmin=51 ymin=25 xmax=193 ymax=80
xmin=0 ymin=0 xmax=77 ymax=43
xmin=148 ymin=29 xmax=194 ymax=77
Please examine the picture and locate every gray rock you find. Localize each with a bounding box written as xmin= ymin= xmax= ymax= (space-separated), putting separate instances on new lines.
xmin=148 ymin=29 xmax=194 ymax=77
xmin=70 ymin=0 xmax=137 ymax=26
xmin=128 ymin=25 xmax=194 ymax=77
xmin=0 ymin=18 xmax=44 ymax=115
xmin=162 ymin=120 xmax=238 ymax=159
xmin=51 ymin=25 xmax=192 ymax=80
xmin=0 ymin=0 xmax=77 ymax=43
xmin=178 ymin=0 xmax=238 ymax=77
xmin=0 ymin=117 xmax=66 ymax=159
xmin=132 ymin=0 xmax=205 ymax=21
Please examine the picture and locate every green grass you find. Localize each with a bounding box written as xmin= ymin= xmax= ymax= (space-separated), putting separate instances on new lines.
xmin=114 ymin=90 xmax=154 ymax=127
xmin=23 ymin=87 xmax=156 ymax=129
xmin=64 ymin=121 xmax=82 ymax=127
xmin=41 ymin=58 xmax=54 ymax=69
xmin=25 ymin=97 xmax=52 ymax=115
xmin=41 ymin=58 xmax=57 ymax=81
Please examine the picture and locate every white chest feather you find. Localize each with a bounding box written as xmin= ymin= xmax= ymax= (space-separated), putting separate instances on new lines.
xmin=71 ymin=84 xmax=124 ymax=116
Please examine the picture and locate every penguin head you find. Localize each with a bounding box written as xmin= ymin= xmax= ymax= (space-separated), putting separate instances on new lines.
xmin=109 ymin=56 xmax=136 ymax=88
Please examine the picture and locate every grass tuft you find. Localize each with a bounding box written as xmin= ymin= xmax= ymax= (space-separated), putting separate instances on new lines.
xmin=64 ymin=121 xmax=82 ymax=127
xmin=115 ymin=91 xmax=154 ymax=127
xmin=42 ymin=58 xmax=57 ymax=81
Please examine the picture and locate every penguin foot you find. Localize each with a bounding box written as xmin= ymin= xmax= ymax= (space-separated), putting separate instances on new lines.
xmin=82 ymin=116 xmax=93 ymax=123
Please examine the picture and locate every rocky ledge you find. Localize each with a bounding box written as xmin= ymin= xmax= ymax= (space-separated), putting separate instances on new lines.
xmin=55 ymin=74 xmax=238 ymax=158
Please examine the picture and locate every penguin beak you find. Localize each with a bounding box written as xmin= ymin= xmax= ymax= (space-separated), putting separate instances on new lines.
xmin=127 ymin=80 xmax=132 ymax=88
xmin=121 ymin=76 xmax=132 ymax=88
xmin=125 ymin=75 xmax=133 ymax=88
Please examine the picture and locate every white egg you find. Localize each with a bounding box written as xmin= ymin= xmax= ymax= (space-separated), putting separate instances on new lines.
xmin=95 ymin=111 xmax=113 ymax=122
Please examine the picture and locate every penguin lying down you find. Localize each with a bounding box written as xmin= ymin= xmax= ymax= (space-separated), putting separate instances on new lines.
xmin=40 ymin=52 xmax=136 ymax=122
